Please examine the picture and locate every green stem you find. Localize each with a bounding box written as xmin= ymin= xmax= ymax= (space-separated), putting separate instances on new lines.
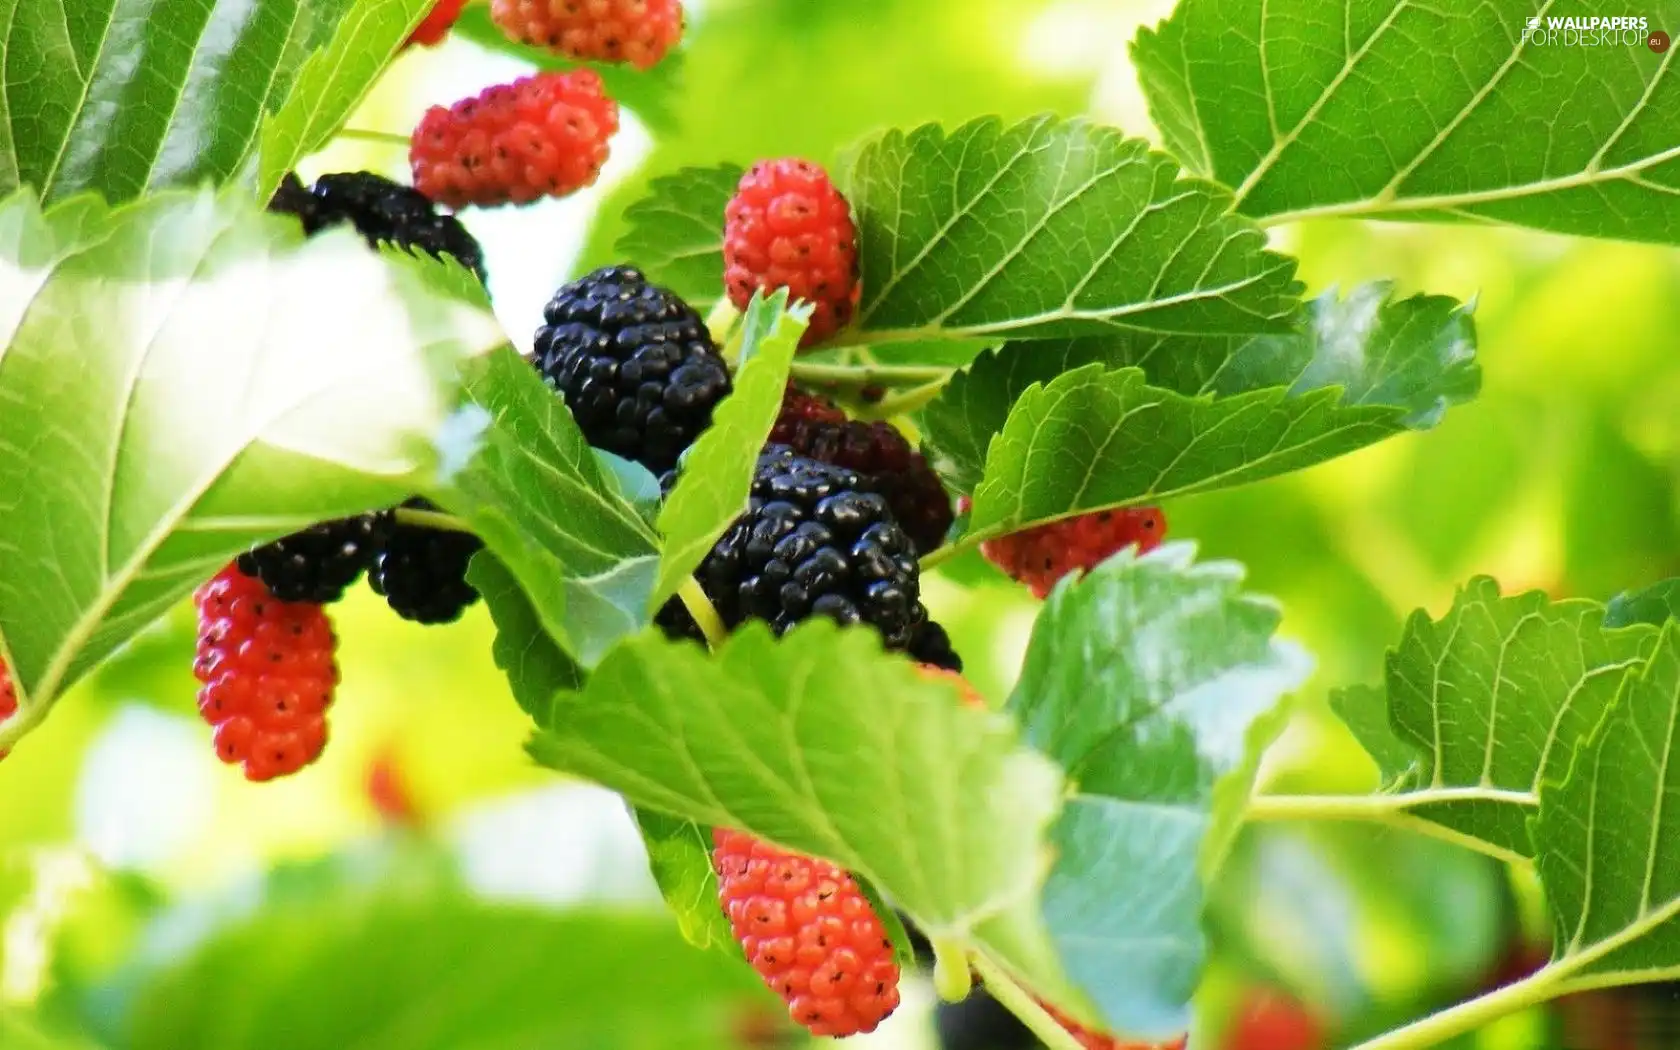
xmin=1346 ymin=967 xmax=1562 ymax=1050
xmin=678 ymin=578 xmax=728 ymax=650
xmin=788 ymin=361 xmax=956 ymax=388
xmin=392 ymin=507 xmax=478 ymax=535
xmin=336 ymin=127 xmax=411 ymax=149
xmin=931 ymin=937 xmax=974 ymax=1002
xmin=967 ymin=954 xmax=1087 ymax=1050
xmin=1243 ymin=793 xmax=1533 ymax=867
xmin=919 ymin=523 xmax=1006 ymax=573
xmin=855 ymin=377 xmax=950 ymax=419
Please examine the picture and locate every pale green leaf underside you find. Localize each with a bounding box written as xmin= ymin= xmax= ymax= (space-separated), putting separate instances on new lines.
xmin=0 ymin=0 xmax=428 ymax=206
xmin=1537 ymin=624 xmax=1680 ymax=985
xmin=0 ymin=187 xmax=502 ymax=749
xmin=527 ymin=620 xmax=1085 ymax=1012
xmin=840 ymin=115 xmax=1304 ymax=343
xmin=613 ymin=164 xmax=741 ymax=310
xmin=1011 ymin=546 xmax=1306 ymax=1038
xmin=655 ymin=292 xmax=805 ymax=606
xmin=926 ymin=281 xmax=1478 ymax=492
xmin=1332 ymin=577 xmax=1658 ymax=860
xmin=438 ymin=348 xmax=660 ymax=669
xmin=1134 ymin=0 xmax=1680 ymax=242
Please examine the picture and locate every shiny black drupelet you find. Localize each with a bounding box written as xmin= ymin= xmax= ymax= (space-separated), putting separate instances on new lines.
xmin=532 ymin=265 xmax=732 ymax=475
xmin=661 ymin=446 xmax=930 ymax=649
xmin=368 ymin=499 xmax=484 ymax=625
xmin=235 ymin=514 xmax=391 ymax=604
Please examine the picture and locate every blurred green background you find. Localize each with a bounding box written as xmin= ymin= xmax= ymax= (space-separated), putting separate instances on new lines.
xmin=3 ymin=1 xmax=1678 ymax=1047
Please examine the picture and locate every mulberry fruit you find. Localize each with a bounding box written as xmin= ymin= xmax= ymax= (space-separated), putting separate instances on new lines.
xmin=490 ymin=0 xmax=684 ymax=69
xmin=533 ymin=264 xmax=731 ymax=474
xmin=0 ymin=658 xmax=15 ymax=760
xmin=712 ymin=828 xmax=901 ymax=1037
xmin=661 ymin=446 xmax=929 ymax=649
xmin=193 ymin=565 xmax=338 ymax=782
xmin=406 ymin=0 xmax=467 ymax=47
xmin=236 ymin=513 xmax=390 ymax=604
xmin=411 ymin=70 xmax=618 ymax=209
xmin=269 ymin=170 xmax=487 ymax=283
xmin=974 ymin=503 xmax=1167 ymax=599
xmin=770 ymin=386 xmax=952 ymax=555
xmin=369 ymin=499 xmax=483 ymax=625
xmin=724 ymin=159 xmax=859 ymax=347
xmin=908 ymin=620 xmax=963 ymax=674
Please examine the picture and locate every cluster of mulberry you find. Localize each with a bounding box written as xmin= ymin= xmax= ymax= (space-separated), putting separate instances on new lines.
xmin=173 ymin=14 xmax=1186 ymax=1042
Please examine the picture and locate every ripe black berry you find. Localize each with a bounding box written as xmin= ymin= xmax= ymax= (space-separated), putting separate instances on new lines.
xmin=368 ymin=499 xmax=483 ymax=624
xmin=532 ymin=265 xmax=732 ymax=475
xmin=268 ymin=170 xmax=487 ymax=283
xmin=770 ymin=387 xmax=953 ymax=555
xmin=236 ymin=513 xmax=390 ymax=604
xmin=907 ymin=619 xmax=963 ymax=673
xmin=660 ymin=446 xmax=929 ymax=649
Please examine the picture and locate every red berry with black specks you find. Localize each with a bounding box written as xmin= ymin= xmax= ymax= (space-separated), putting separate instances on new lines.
xmin=725 ymin=159 xmax=859 ymax=348
xmin=405 ymin=0 xmax=467 ymax=47
xmin=410 ymin=69 xmax=618 ymax=209
xmin=712 ymin=828 xmax=901 ymax=1038
xmin=970 ymin=500 xmax=1167 ymax=599
xmin=491 ymin=0 xmax=684 ymax=70
xmin=193 ymin=564 xmax=338 ymax=782
xmin=0 ymin=658 xmax=16 ymax=760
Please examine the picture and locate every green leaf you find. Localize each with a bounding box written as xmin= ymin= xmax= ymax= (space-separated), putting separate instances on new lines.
xmin=469 ymin=544 xmax=743 ymax=962
xmin=450 ymin=4 xmax=685 ymax=135
xmin=839 ymin=115 xmax=1303 ymax=344
xmin=435 ymin=347 xmax=661 ymax=667
xmin=1330 ymin=578 xmax=1659 ymax=861
xmin=1536 ymin=624 xmax=1680 ymax=986
xmin=1606 ymin=578 xmax=1680 ymax=629
xmin=655 ymin=292 xmax=807 ymax=605
xmin=1133 ymin=0 xmax=1680 ymax=242
xmin=468 ymin=552 xmax=583 ymax=725
xmin=926 ymin=282 xmax=1479 ymax=492
xmin=527 ymin=619 xmax=1086 ymax=1014
xmin=121 ymin=900 xmax=774 ymax=1049
xmin=256 ymin=0 xmax=435 ymax=200
xmin=1009 ymin=545 xmax=1306 ymax=1038
xmin=0 ymin=187 xmax=502 ymax=751
xmin=614 ymin=164 xmax=741 ymax=309
xmin=631 ymin=809 xmax=735 ymax=954
xmin=962 ymin=366 xmax=1407 ymax=537
xmin=1 ymin=0 xmax=430 ymax=206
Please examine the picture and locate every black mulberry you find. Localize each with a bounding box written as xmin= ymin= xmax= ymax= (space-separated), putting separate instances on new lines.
xmin=236 ymin=514 xmax=390 ymax=604
xmin=369 ymin=499 xmax=483 ymax=625
xmin=660 ymin=446 xmax=929 ymax=649
xmin=532 ymin=265 xmax=732 ymax=475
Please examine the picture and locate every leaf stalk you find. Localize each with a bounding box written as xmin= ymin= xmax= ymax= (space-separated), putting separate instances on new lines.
xmin=966 ymin=953 xmax=1089 ymax=1050
xmin=1345 ymin=966 xmax=1561 ymax=1050
xmin=392 ymin=507 xmax=478 ymax=535
xmin=678 ymin=578 xmax=728 ymax=650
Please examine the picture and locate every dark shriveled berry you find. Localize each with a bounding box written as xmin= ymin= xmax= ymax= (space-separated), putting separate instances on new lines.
xmin=660 ymin=446 xmax=928 ymax=649
xmin=268 ymin=170 xmax=487 ymax=283
xmin=533 ymin=265 xmax=731 ymax=475
xmin=369 ymin=499 xmax=483 ymax=625
xmin=237 ymin=513 xmax=390 ymax=604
